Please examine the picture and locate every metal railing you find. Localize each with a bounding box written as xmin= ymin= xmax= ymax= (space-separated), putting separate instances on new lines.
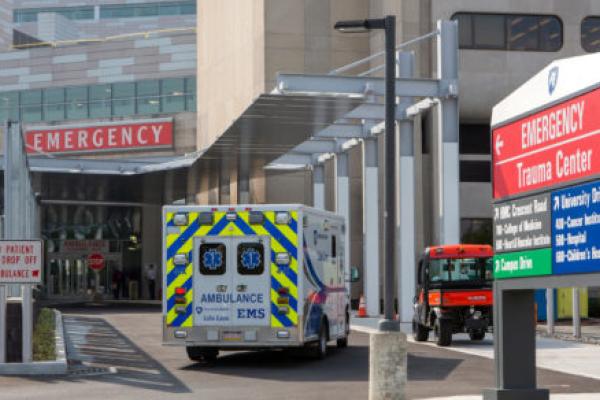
xmin=11 ymin=26 xmax=196 ymax=50
xmin=328 ymin=29 xmax=440 ymax=77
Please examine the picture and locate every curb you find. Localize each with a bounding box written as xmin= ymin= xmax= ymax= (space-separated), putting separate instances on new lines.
xmin=537 ymin=328 xmax=600 ymax=345
xmin=0 ymin=309 xmax=68 ymax=375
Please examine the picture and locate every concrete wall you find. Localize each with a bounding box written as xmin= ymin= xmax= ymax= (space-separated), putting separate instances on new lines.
xmin=196 ymin=0 xmax=265 ymax=151
xmin=0 ymin=31 xmax=195 ymax=92
xmin=431 ymin=0 xmax=596 ymax=121
xmin=0 ymin=0 xmax=13 ymax=51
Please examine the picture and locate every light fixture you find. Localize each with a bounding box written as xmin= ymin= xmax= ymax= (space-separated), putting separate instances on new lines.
xmin=275 ymin=211 xmax=291 ymax=225
xmin=173 ymin=212 xmax=189 ymax=226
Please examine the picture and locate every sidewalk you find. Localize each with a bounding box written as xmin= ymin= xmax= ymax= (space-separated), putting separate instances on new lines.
xmin=537 ymin=320 xmax=600 ymax=345
xmin=351 ymin=316 xmax=600 ymax=399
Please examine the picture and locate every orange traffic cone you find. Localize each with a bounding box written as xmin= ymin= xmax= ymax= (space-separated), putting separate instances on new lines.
xmin=357 ymin=294 xmax=367 ymax=318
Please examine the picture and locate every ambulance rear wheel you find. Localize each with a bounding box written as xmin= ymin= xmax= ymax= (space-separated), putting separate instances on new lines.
xmin=186 ymin=346 xmax=218 ymax=363
xmin=313 ymin=323 xmax=328 ymax=359
xmin=337 ymin=311 xmax=349 ymax=348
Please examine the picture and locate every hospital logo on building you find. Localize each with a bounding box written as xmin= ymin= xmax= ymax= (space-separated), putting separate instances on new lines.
xmin=548 ymin=66 xmax=559 ymax=95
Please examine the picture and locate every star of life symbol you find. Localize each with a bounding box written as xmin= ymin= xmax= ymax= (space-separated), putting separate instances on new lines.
xmin=203 ymin=248 xmax=223 ymax=271
xmin=548 ymin=66 xmax=559 ymax=95
xmin=241 ymin=248 xmax=261 ymax=270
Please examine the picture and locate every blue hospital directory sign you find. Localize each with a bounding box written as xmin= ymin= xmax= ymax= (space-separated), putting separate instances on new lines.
xmin=552 ymin=180 xmax=600 ymax=274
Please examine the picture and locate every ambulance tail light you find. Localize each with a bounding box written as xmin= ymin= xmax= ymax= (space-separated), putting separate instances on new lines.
xmin=175 ymin=287 xmax=187 ymax=306
xmin=277 ymin=297 xmax=289 ymax=305
xmin=277 ymin=287 xmax=289 ymax=296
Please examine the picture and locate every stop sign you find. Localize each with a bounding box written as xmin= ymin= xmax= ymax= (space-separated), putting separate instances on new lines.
xmin=87 ymin=253 xmax=105 ymax=271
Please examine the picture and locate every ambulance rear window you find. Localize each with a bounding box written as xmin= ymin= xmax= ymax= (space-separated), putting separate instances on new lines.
xmin=199 ymin=243 xmax=226 ymax=275
xmin=237 ymin=243 xmax=264 ymax=275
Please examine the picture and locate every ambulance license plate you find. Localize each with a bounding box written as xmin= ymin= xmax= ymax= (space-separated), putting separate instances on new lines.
xmin=223 ymin=331 xmax=242 ymax=341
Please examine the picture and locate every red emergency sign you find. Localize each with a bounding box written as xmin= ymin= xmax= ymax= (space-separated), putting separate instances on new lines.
xmin=25 ymin=119 xmax=173 ymax=155
xmin=493 ymin=86 xmax=600 ymax=199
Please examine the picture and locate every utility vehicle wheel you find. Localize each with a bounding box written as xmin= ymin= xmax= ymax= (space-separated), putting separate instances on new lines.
xmin=413 ymin=320 xmax=429 ymax=342
xmin=434 ymin=319 xmax=452 ymax=347
xmin=469 ymin=330 xmax=486 ymax=341
xmin=186 ymin=347 xmax=218 ymax=363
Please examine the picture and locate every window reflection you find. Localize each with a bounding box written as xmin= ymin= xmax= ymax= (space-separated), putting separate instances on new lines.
xmin=453 ymin=13 xmax=562 ymax=52
xmin=582 ymin=17 xmax=600 ymax=53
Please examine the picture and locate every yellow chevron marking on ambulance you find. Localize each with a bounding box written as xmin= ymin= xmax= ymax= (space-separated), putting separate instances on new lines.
xmin=270 ymin=287 xmax=298 ymax=324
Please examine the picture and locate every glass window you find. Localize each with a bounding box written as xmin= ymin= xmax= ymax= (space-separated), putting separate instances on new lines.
xmin=21 ymin=89 xmax=42 ymax=122
xmin=136 ymin=4 xmax=158 ymax=17
xmin=455 ymin=14 xmax=473 ymax=48
xmin=136 ymin=80 xmax=160 ymax=114
xmin=200 ymin=243 xmax=226 ymax=275
xmin=0 ymin=92 xmax=19 ymax=122
xmin=237 ymin=243 xmax=264 ymax=275
xmin=539 ymin=16 xmax=562 ymax=51
xmin=66 ymin=86 xmax=87 ymax=120
xmin=459 ymin=124 xmax=490 ymax=154
xmin=112 ymin=82 xmax=135 ymax=117
xmin=453 ymin=13 xmax=562 ymax=51
xmin=43 ymin=88 xmax=65 ymax=122
xmin=100 ymin=1 xmax=196 ymax=19
xmin=179 ymin=1 xmax=196 ymax=15
xmin=460 ymin=161 xmax=491 ymax=182
xmin=100 ymin=5 xmax=134 ymax=19
xmin=13 ymin=7 xmax=94 ymax=23
xmin=474 ymin=14 xmax=506 ymax=49
xmin=461 ymin=218 xmax=493 ymax=246
xmin=428 ymin=258 xmax=490 ymax=283
xmin=582 ymin=17 xmax=600 ymax=53
xmin=161 ymin=78 xmax=185 ymax=112
xmin=89 ymin=84 xmax=111 ymax=118
xmin=185 ymin=77 xmax=196 ymax=112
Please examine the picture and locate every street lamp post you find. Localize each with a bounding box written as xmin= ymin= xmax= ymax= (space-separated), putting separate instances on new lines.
xmin=335 ymin=16 xmax=398 ymax=332
xmin=336 ymin=15 xmax=406 ymax=400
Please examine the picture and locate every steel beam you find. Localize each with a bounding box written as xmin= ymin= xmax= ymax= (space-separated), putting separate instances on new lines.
xmin=336 ymin=153 xmax=351 ymax=293
xmin=277 ymin=73 xmax=443 ymax=98
xmin=292 ymin=140 xmax=338 ymax=154
xmin=314 ymin=124 xmax=365 ymax=139
xmin=313 ymin=164 xmax=325 ymax=210
xmin=363 ymin=137 xmax=380 ymax=316
xmin=573 ymin=288 xmax=581 ymax=338
xmin=270 ymin=153 xmax=313 ymax=166
xmin=343 ymin=103 xmax=406 ymax=120
xmin=397 ymin=51 xmax=416 ymax=323
xmin=436 ymin=20 xmax=460 ymax=244
xmin=546 ymin=288 xmax=554 ymax=335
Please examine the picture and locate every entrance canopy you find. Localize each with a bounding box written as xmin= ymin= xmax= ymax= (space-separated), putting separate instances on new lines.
xmin=199 ymin=93 xmax=362 ymax=164
xmin=0 ymin=151 xmax=203 ymax=175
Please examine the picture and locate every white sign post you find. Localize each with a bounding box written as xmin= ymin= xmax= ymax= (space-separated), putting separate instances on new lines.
xmin=0 ymin=240 xmax=42 ymax=363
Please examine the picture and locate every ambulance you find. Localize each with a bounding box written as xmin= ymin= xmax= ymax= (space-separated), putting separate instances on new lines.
xmin=162 ymin=204 xmax=352 ymax=362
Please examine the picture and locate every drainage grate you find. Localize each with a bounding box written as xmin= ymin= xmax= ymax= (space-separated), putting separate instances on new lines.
xmin=69 ymin=365 xmax=116 ymax=377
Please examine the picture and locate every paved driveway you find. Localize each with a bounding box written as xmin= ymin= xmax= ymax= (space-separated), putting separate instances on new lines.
xmin=0 ymin=304 xmax=598 ymax=400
